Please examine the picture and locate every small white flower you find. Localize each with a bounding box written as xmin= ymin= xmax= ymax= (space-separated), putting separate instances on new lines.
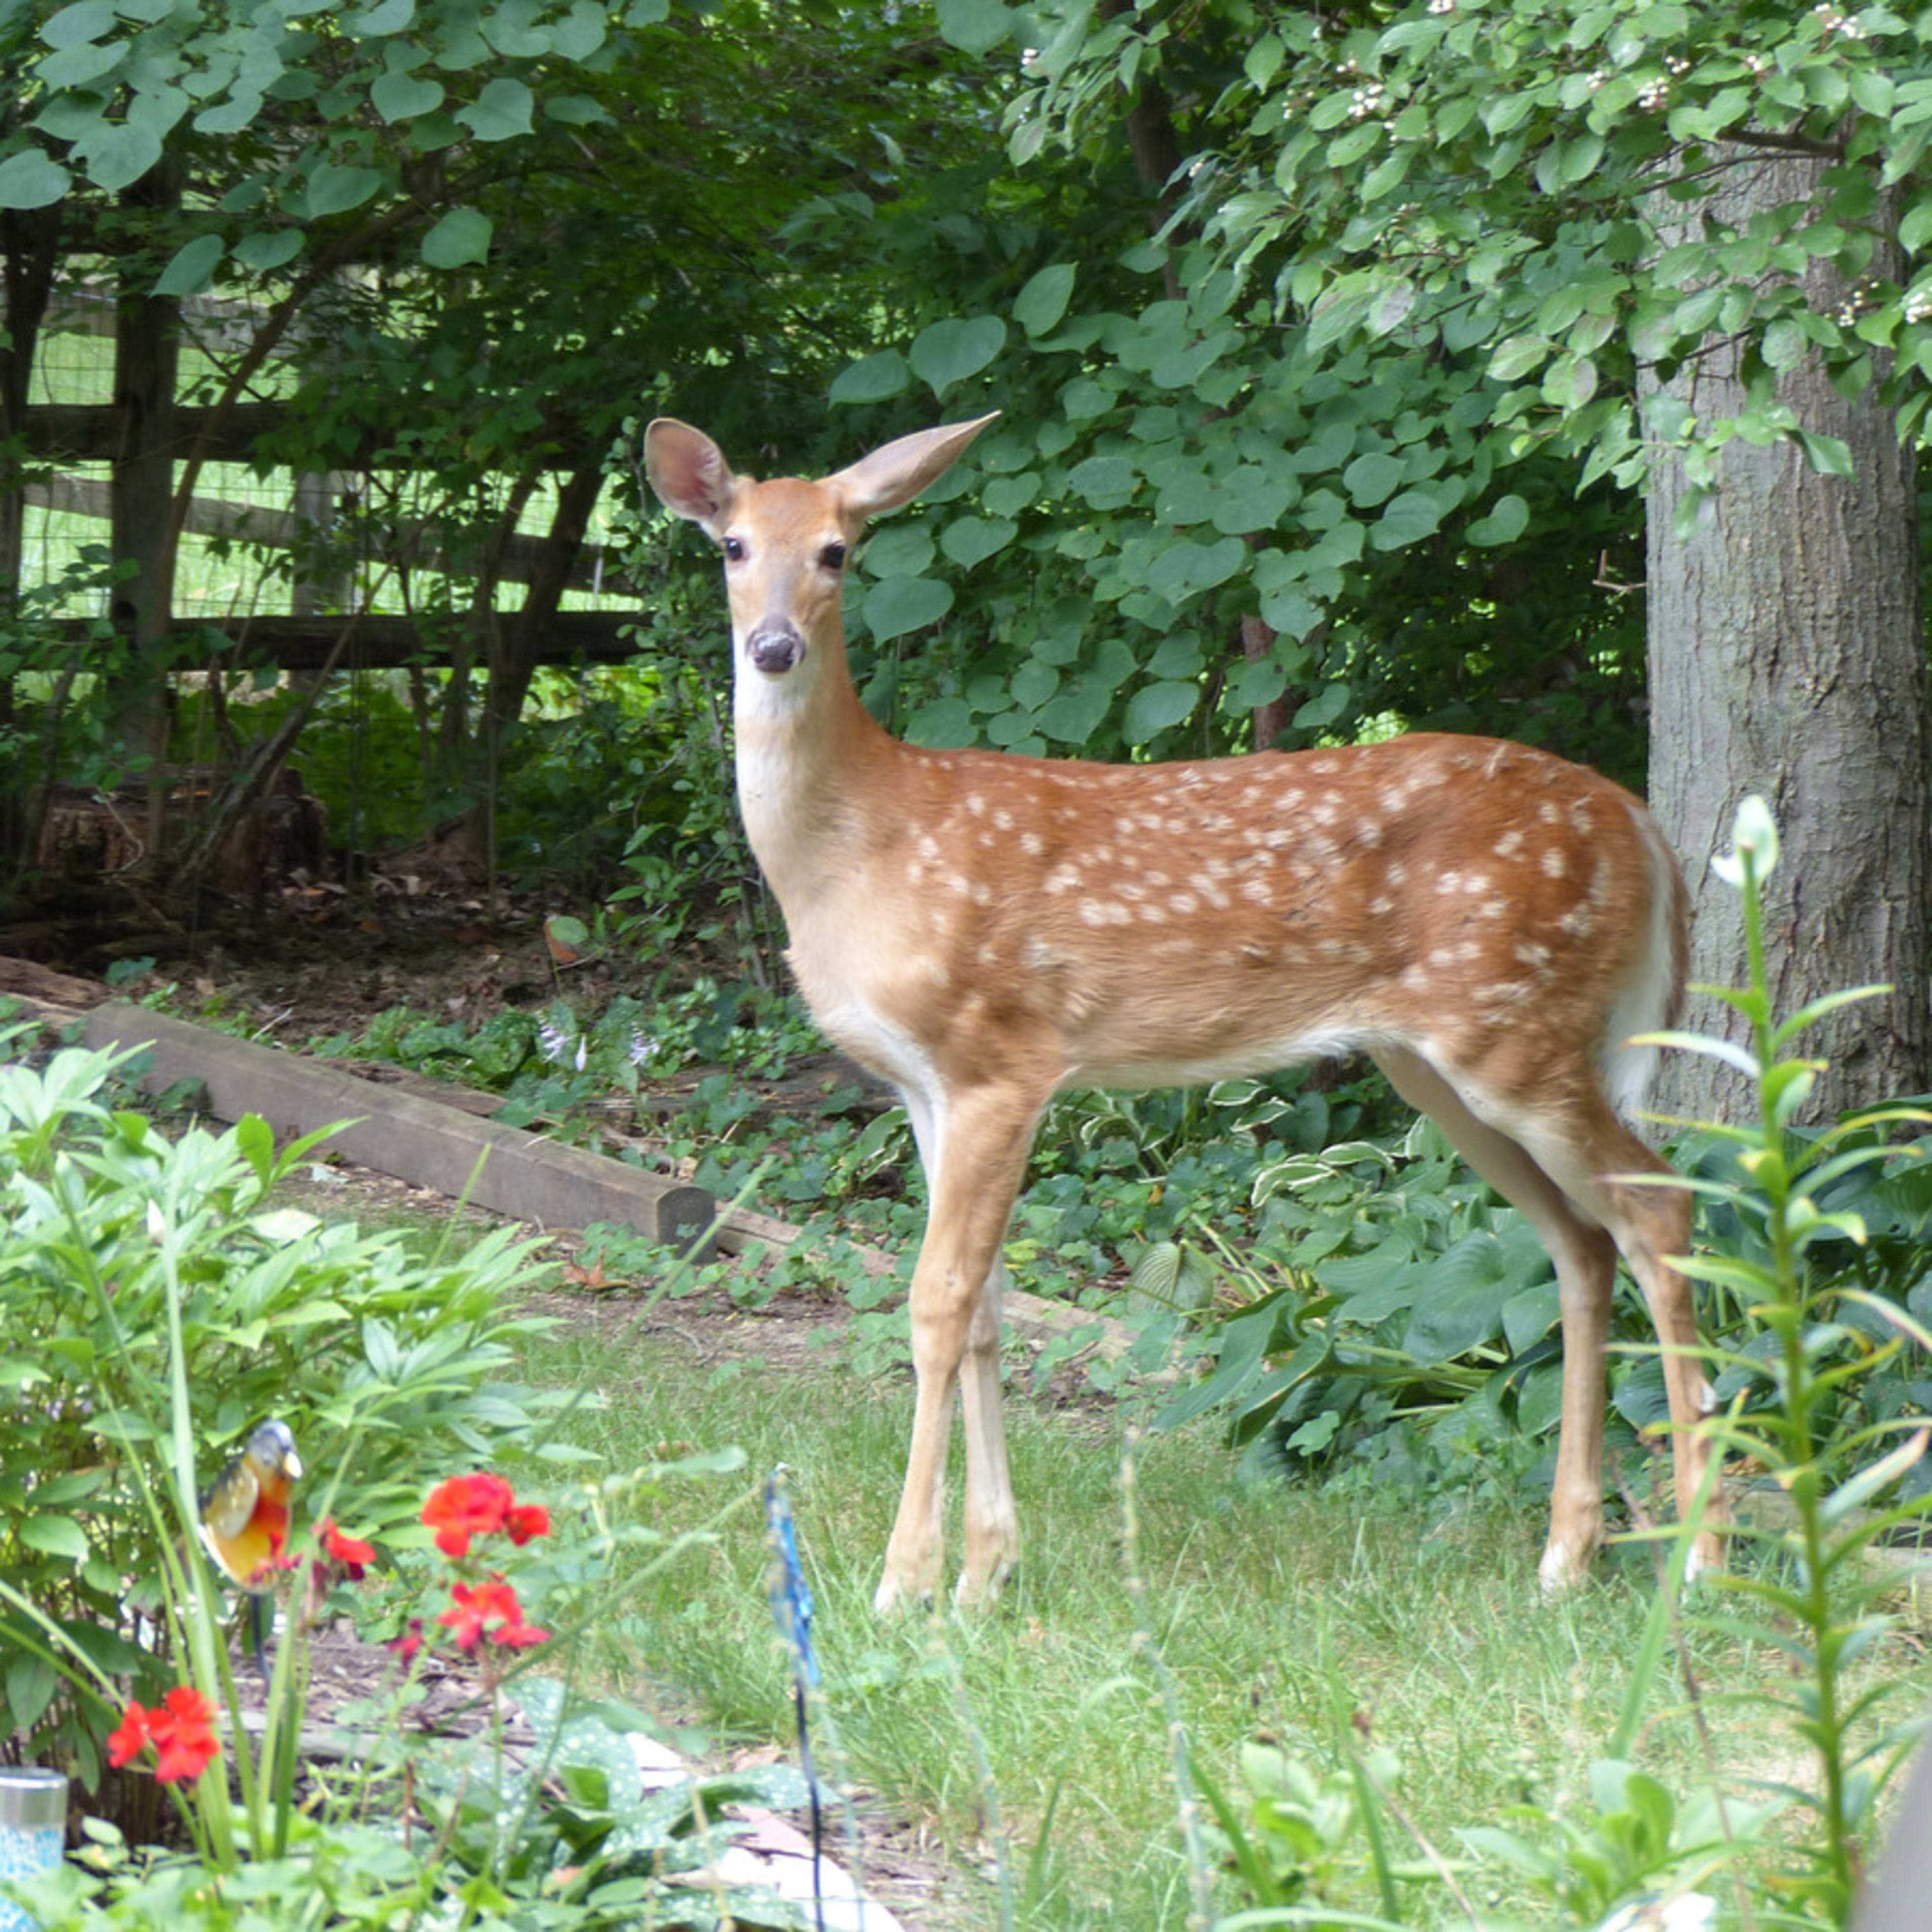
xmin=1712 ymin=794 xmax=1780 ymax=887
xmin=1596 ymin=1894 xmax=1717 ymax=1932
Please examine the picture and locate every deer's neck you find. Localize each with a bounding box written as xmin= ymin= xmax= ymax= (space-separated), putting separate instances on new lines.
xmin=733 ymin=639 xmax=897 ymax=899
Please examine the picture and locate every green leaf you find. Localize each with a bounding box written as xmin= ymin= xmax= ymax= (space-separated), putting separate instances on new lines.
xmin=37 ymin=37 xmax=123 ymax=90
xmin=1068 ymin=453 xmax=1137 ymax=508
xmin=20 ymin=1515 xmax=90 ymax=1561
xmin=543 ymin=93 xmax=609 ymax=126
xmin=304 ymin=162 xmax=385 ymax=218
xmin=1465 ymin=494 xmax=1530 ymax=547
xmin=42 ymin=0 xmax=118 ymax=48
xmin=830 ymin=350 xmax=911 ymax=405
xmin=233 ymin=228 xmax=303 ymax=273
xmin=1900 ymin=199 xmax=1932 ymax=256
xmin=1488 ymin=335 xmax=1552 ymax=383
xmin=1014 ymin=262 xmax=1076 ymax=336
xmin=1368 ymin=491 xmax=1444 ymax=551
xmin=1123 ymin=680 xmax=1199 ymax=744
xmin=77 ymin=122 xmax=162 ymax=194
xmin=194 ymin=90 xmax=267 ymax=137
xmin=863 ymin=576 xmax=953 ymax=641
xmin=345 ymin=0 xmax=416 ymax=31
xmin=0 ymin=148 xmax=71 ymax=210
xmin=457 ymin=75 xmax=534 ymax=142
xmin=935 ymin=0 xmax=1013 ymax=55
xmin=861 ymin=524 xmax=933 ymax=580
xmin=1034 ymin=681 xmax=1113 ymax=743
xmin=940 ymin=515 xmax=1017 ymax=570
xmin=1792 ymin=429 xmax=1853 ymax=477
xmin=6 ymin=1654 xmax=55 ymax=1733
xmin=1293 ymin=681 xmax=1349 ymax=731
xmin=1342 ymin=451 xmax=1405 ymax=508
xmin=909 ymin=315 xmax=1006 ymax=398
xmin=370 ymin=68 xmax=444 ymax=121
xmin=153 ymin=232 xmax=225 ymax=297
xmin=421 ymin=206 xmax=492 ymax=267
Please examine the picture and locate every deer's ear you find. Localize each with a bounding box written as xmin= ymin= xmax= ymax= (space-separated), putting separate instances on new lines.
xmin=829 ymin=413 xmax=1000 ymax=522
xmin=645 ymin=419 xmax=738 ymax=538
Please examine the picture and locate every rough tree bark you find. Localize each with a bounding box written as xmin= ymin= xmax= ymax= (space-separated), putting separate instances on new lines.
xmin=1646 ymin=154 xmax=1930 ymax=1119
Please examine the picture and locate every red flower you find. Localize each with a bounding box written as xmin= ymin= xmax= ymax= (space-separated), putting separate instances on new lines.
xmin=437 ymin=1574 xmax=549 ymax=1651
xmin=319 ymin=1518 xmax=377 ymax=1577
xmin=421 ymin=1473 xmax=516 ymax=1558
xmin=107 ymin=1700 xmax=151 ymax=1770
xmin=505 ymin=1502 xmax=550 ymax=1546
xmin=108 ymin=1686 xmax=221 ymax=1784
xmin=387 ymin=1619 xmax=425 ymax=1662
xmin=150 ymin=1686 xmax=220 ymax=1784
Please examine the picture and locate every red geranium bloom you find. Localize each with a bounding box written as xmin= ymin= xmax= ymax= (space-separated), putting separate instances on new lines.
xmin=505 ymin=1502 xmax=550 ymax=1546
xmin=388 ymin=1619 xmax=425 ymax=1662
xmin=108 ymin=1686 xmax=221 ymax=1783
xmin=421 ymin=1473 xmax=516 ymax=1558
xmin=437 ymin=1574 xmax=548 ymax=1651
xmin=149 ymin=1686 xmax=220 ymax=1784
xmin=492 ymin=1612 xmax=551 ymax=1649
xmin=107 ymin=1700 xmax=151 ymax=1770
xmin=319 ymin=1518 xmax=377 ymax=1577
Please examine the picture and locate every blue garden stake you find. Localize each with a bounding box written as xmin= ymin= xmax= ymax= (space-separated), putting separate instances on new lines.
xmin=766 ymin=1469 xmax=825 ymax=1931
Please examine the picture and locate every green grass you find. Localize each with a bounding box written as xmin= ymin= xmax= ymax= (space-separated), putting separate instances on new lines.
xmin=511 ymin=1310 xmax=1920 ymax=1930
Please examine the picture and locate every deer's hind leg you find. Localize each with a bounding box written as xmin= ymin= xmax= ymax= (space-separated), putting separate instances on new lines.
xmin=1372 ymin=1046 xmax=1633 ymax=1592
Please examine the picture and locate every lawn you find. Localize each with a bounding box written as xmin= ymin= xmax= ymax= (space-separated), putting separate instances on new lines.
xmin=511 ymin=1286 xmax=1928 ymax=1931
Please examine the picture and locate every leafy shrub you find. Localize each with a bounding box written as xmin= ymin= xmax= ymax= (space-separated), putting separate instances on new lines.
xmin=0 ymin=1028 xmax=564 ymax=1790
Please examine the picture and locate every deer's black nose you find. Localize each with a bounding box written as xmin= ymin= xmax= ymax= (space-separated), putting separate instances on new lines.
xmin=748 ymin=625 xmax=805 ymax=674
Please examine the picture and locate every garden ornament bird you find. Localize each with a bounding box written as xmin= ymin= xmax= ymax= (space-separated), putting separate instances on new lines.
xmin=200 ymin=1418 xmax=302 ymax=1667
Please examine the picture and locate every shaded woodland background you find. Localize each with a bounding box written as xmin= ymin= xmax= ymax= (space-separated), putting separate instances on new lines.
xmin=4 ymin=0 xmax=1931 ymax=1116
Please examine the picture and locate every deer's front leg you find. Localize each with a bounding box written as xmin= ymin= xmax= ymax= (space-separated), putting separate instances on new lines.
xmin=875 ymin=1080 xmax=1042 ymax=1614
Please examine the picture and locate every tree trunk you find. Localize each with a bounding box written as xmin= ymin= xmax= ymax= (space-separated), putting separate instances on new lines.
xmin=1646 ymin=155 xmax=1929 ymax=1120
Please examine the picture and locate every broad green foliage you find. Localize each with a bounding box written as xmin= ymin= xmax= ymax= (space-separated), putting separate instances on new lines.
xmin=0 ymin=1028 xmax=560 ymax=1789
xmin=823 ymin=0 xmax=1932 ymax=769
xmin=0 ymin=0 xmax=645 ymax=272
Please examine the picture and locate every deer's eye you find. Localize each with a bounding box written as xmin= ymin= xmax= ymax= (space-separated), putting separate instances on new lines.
xmin=820 ymin=541 xmax=847 ymax=573
xmin=722 ymin=535 xmax=746 ymax=564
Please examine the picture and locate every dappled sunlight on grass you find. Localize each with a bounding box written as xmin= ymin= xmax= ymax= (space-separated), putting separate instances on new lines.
xmin=514 ymin=1319 xmax=1909 ymax=1930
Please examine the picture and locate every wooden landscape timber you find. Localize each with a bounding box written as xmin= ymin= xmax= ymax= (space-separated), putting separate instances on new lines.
xmin=81 ymin=999 xmax=717 ymax=1256
xmin=0 ymin=983 xmax=1133 ymax=1362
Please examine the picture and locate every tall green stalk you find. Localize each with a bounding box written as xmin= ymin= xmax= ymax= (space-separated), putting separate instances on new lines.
xmin=1644 ymin=796 xmax=1932 ymax=1921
